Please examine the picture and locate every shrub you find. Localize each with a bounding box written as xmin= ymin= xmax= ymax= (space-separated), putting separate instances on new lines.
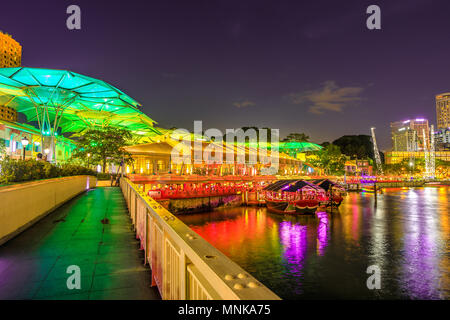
xmin=0 ymin=157 xmax=97 ymax=185
xmin=96 ymin=172 xmax=117 ymax=180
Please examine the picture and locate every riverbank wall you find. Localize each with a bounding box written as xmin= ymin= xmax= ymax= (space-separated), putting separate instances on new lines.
xmin=158 ymin=194 xmax=242 ymax=214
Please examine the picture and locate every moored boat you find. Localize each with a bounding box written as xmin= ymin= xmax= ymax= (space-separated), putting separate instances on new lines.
xmin=310 ymin=179 xmax=346 ymax=209
xmin=263 ymin=180 xmax=327 ymax=215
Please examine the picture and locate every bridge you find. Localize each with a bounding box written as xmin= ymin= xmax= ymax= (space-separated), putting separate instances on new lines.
xmin=0 ymin=176 xmax=280 ymax=300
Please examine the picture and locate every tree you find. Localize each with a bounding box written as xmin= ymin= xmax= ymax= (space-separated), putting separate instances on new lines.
xmin=282 ymin=132 xmax=310 ymax=142
xmin=309 ymin=144 xmax=346 ymax=175
xmin=332 ymin=135 xmax=384 ymax=161
xmin=436 ymin=159 xmax=450 ymax=178
xmin=0 ymin=139 xmax=5 ymax=158
xmin=73 ymin=127 xmax=133 ymax=173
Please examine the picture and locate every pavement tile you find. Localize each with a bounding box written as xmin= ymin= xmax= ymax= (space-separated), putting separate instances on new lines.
xmin=33 ymin=275 xmax=93 ymax=299
xmin=89 ymin=286 xmax=160 ymax=300
xmin=91 ymin=272 xmax=148 ymax=292
xmin=0 ymin=188 xmax=160 ymax=300
xmin=46 ymin=262 xmax=96 ymax=281
xmin=94 ymin=261 xmax=148 ymax=276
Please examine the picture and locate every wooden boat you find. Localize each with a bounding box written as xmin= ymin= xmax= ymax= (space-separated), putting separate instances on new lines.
xmin=263 ymin=180 xmax=327 ymax=215
xmin=310 ymin=179 xmax=346 ymax=208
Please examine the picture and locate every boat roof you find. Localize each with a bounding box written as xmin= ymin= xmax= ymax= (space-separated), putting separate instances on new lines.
xmin=263 ymin=179 xmax=297 ymax=191
xmin=285 ymin=180 xmax=324 ymax=192
xmin=264 ymin=179 xmax=325 ymax=192
xmin=311 ymin=179 xmax=344 ymax=191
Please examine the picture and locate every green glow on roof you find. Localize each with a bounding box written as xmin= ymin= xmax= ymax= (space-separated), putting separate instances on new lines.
xmin=279 ymin=141 xmax=323 ymax=151
xmin=0 ymin=67 xmax=160 ymax=135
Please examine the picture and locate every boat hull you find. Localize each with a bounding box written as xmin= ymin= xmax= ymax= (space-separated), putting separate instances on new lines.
xmin=266 ymin=200 xmax=318 ymax=215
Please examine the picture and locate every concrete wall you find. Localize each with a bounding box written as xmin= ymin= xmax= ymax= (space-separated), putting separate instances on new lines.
xmin=159 ymin=194 xmax=242 ymax=214
xmin=0 ymin=175 xmax=97 ymax=245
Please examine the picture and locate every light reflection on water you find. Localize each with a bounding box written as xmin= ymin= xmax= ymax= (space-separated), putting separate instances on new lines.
xmin=179 ymin=187 xmax=450 ymax=299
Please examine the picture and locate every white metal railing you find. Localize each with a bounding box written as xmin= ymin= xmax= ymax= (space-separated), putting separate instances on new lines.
xmin=120 ymin=178 xmax=280 ymax=300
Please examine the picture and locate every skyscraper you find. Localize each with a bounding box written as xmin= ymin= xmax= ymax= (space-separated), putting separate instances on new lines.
xmin=390 ymin=119 xmax=429 ymax=151
xmin=434 ymin=128 xmax=450 ymax=150
xmin=0 ymin=31 xmax=22 ymax=68
xmin=436 ymin=93 xmax=450 ymax=130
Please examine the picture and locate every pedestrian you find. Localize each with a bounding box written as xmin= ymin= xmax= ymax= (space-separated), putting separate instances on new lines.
xmin=115 ymin=173 xmax=121 ymax=186
xmin=36 ymin=153 xmax=43 ymax=161
xmin=110 ymin=174 xmax=114 ymax=187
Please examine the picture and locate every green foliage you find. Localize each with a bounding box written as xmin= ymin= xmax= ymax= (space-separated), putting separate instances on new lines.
xmin=0 ymin=139 xmax=5 ymax=156
xmin=0 ymin=157 xmax=96 ymax=185
xmin=282 ymin=132 xmax=310 ymax=142
xmin=332 ymin=135 xmax=381 ymax=161
xmin=72 ymin=126 xmax=133 ymax=173
xmin=309 ymin=144 xmax=346 ymax=175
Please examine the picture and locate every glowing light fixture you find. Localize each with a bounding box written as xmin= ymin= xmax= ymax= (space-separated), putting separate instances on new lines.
xmin=21 ymin=136 xmax=29 ymax=160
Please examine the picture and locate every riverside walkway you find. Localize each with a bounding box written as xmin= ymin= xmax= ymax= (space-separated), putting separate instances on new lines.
xmin=0 ymin=187 xmax=161 ymax=300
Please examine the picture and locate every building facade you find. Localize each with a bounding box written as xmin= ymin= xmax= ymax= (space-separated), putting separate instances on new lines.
xmin=0 ymin=31 xmax=22 ymax=68
xmin=385 ymin=151 xmax=450 ymax=164
xmin=123 ymin=138 xmax=305 ymax=177
xmin=436 ymin=93 xmax=450 ymax=130
xmin=344 ymin=159 xmax=373 ymax=176
xmin=0 ymin=119 xmax=75 ymax=162
xmin=390 ymin=119 xmax=430 ymax=151
xmin=434 ymin=128 xmax=450 ymax=151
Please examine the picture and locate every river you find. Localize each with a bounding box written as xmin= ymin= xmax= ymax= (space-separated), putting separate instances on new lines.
xmin=179 ymin=187 xmax=450 ymax=299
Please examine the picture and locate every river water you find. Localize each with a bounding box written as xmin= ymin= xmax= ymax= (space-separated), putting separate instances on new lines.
xmin=179 ymin=187 xmax=450 ymax=299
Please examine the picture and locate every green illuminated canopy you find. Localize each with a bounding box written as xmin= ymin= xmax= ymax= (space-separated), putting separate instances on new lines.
xmin=279 ymin=141 xmax=323 ymax=152
xmin=0 ymin=67 xmax=160 ymax=135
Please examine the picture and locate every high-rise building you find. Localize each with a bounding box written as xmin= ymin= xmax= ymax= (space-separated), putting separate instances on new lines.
xmin=390 ymin=119 xmax=429 ymax=151
xmin=0 ymin=31 xmax=22 ymax=68
xmin=434 ymin=128 xmax=450 ymax=151
xmin=0 ymin=32 xmax=21 ymax=123
xmin=436 ymin=93 xmax=450 ymax=130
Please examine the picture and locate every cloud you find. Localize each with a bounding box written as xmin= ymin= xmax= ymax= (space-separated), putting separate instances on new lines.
xmin=288 ymin=81 xmax=364 ymax=114
xmin=233 ymin=100 xmax=255 ymax=108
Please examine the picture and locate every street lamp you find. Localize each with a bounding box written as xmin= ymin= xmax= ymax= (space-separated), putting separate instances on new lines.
xmin=409 ymin=161 xmax=414 ymax=177
xmin=21 ymin=136 xmax=29 ymax=160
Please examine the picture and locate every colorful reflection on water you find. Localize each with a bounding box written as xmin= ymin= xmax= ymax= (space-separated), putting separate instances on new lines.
xmin=179 ymin=187 xmax=450 ymax=299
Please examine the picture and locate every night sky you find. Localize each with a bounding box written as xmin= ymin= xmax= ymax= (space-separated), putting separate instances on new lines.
xmin=2 ymin=0 xmax=450 ymax=150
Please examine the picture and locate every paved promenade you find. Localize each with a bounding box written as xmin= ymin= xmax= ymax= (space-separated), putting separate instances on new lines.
xmin=0 ymin=187 xmax=161 ymax=300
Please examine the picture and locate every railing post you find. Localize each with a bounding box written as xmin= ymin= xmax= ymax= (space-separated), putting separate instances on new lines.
xmin=134 ymin=192 xmax=138 ymax=229
xmin=118 ymin=178 xmax=280 ymax=300
xmin=179 ymin=250 xmax=187 ymax=300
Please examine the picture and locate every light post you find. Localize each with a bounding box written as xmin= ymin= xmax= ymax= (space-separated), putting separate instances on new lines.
xmin=21 ymin=136 xmax=29 ymax=160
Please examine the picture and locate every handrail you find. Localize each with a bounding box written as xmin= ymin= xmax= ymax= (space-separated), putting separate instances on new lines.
xmin=120 ymin=177 xmax=280 ymax=300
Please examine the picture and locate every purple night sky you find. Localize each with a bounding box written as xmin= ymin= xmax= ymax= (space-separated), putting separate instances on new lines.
xmin=1 ymin=0 xmax=450 ymax=150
